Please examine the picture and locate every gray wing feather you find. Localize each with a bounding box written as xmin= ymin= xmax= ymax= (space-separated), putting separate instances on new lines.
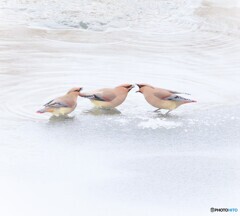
xmin=168 ymin=90 xmax=190 ymax=95
xmin=163 ymin=95 xmax=192 ymax=102
xmin=82 ymin=92 xmax=116 ymax=102
xmin=44 ymin=100 xmax=69 ymax=108
xmin=44 ymin=99 xmax=54 ymax=107
xmin=82 ymin=94 xmax=105 ymax=101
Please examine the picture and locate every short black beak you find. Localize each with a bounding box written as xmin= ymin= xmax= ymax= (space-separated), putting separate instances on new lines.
xmin=135 ymin=84 xmax=141 ymax=93
xmin=127 ymin=85 xmax=134 ymax=92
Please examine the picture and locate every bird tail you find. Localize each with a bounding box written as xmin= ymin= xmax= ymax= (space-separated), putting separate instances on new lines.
xmin=184 ymin=99 xmax=197 ymax=103
xmin=36 ymin=108 xmax=47 ymax=114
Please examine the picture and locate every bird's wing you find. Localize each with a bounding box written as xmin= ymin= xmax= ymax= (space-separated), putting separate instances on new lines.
xmin=162 ymin=94 xmax=193 ymax=102
xmin=167 ymin=89 xmax=190 ymax=95
xmin=44 ymin=99 xmax=69 ymax=108
xmin=44 ymin=99 xmax=54 ymax=107
xmin=81 ymin=89 xmax=116 ymax=102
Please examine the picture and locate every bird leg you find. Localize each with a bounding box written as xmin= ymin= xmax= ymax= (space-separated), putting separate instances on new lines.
xmin=154 ymin=108 xmax=161 ymax=112
xmin=165 ymin=110 xmax=172 ymax=115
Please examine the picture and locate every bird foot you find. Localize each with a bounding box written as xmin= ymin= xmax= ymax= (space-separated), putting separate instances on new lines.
xmin=154 ymin=108 xmax=162 ymax=113
xmin=165 ymin=110 xmax=172 ymax=115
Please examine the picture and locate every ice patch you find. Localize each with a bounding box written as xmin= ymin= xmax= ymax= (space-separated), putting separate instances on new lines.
xmin=138 ymin=118 xmax=182 ymax=130
xmin=115 ymin=118 xmax=129 ymax=125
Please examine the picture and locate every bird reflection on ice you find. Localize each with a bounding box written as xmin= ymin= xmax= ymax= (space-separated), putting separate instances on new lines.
xmin=83 ymin=107 xmax=122 ymax=116
xmin=48 ymin=115 xmax=76 ymax=123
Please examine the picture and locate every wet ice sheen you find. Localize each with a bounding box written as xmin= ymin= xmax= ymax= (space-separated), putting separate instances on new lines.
xmin=0 ymin=0 xmax=240 ymax=216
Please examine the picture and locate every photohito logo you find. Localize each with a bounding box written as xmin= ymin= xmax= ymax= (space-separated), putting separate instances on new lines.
xmin=210 ymin=208 xmax=238 ymax=213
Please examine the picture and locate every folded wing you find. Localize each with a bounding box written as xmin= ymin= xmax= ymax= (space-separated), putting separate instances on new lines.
xmin=44 ymin=99 xmax=69 ymax=108
xmin=163 ymin=95 xmax=195 ymax=103
xmin=81 ymin=90 xmax=116 ymax=102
